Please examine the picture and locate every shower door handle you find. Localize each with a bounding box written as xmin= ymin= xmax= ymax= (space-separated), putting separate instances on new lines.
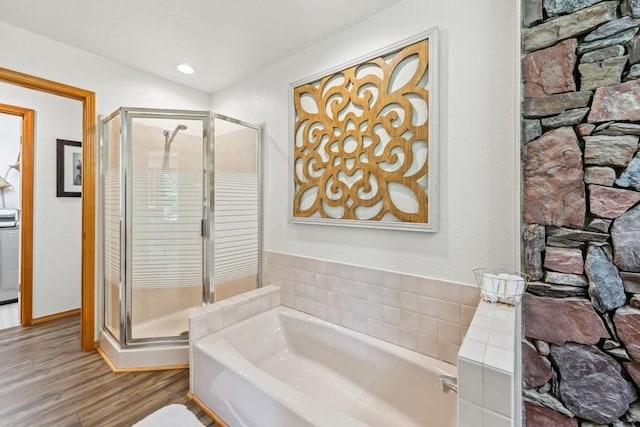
xmin=201 ymin=219 xmax=206 ymax=237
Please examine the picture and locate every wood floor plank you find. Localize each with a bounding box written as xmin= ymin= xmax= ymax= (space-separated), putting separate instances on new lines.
xmin=0 ymin=315 xmax=216 ymax=426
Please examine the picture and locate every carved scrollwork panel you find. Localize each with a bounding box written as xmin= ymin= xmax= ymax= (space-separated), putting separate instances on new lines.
xmin=292 ymin=35 xmax=434 ymax=227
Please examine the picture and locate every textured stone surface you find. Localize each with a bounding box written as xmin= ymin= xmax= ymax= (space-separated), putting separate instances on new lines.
xmin=549 ymin=343 xmax=637 ymax=424
xmin=544 ymin=0 xmax=601 ymax=16
xmin=586 ymin=218 xmax=612 ymax=233
xmin=524 ymin=119 xmax=542 ymax=142
xmin=594 ymin=121 xmax=640 ymax=135
xmin=585 ymin=167 xmax=617 ymax=186
xmin=624 ymin=400 xmax=640 ymax=423
xmin=603 ymin=311 xmax=620 ymax=341
xmin=583 ymin=135 xmax=639 ymax=167
xmin=624 ymin=361 xmax=640 ymax=388
xmin=577 ymin=123 xmax=596 ymax=136
xmin=627 ymin=63 xmax=640 ymax=80
xmin=524 ymin=224 xmax=545 ymax=281
xmin=585 ymin=17 xmax=640 ymax=42
xmin=527 ymin=282 xmax=588 ymax=297
xmin=523 ymin=128 xmax=586 ymax=228
xmin=546 ymin=236 xmax=585 ymax=248
xmin=604 ymin=339 xmax=622 ymax=350
xmin=630 ymin=35 xmax=640 ymax=65
xmin=585 ymin=246 xmax=626 ymax=312
xmin=622 ymin=0 xmax=640 ymax=18
xmin=579 ymin=56 xmax=628 ymax=91
xmin=541 ymin=108 xmax=589 ymax=128
xmin=589 ymin=185 xmax=640 ymax=219
xmin=631 ymin=294 xmax=640 ymax=308
xmin=524 ymin=295 xmax=609 ymax=345
xmin=524 ymin=2 xmax=619 ymax=51
xmin=616 ymin=153 xmax=640 ymax=190
xmin=614 ymin=306 xmax=640 ymax=360
xmin=621 ymin=272 xmax=640 ymax=293
xmin=578 ymin=28 xmax=639 ymax=54
xmin=524 ymin=389 xmax=575 ymax=417
xmin=589 ymin=79 xmax=640 ymax=122
xmin=544 ymin=246 xmax=584 ymax=274
xmin=612 ymin=205 xmax=640 ymax=272
xmin=537 ymin=340 xmax=551 ymax=356
xmin=524 ymin=0 xmax=543 ymax=27
xmin=524 ymin=39 xmax=577 ymax=97
xmin=524 ymin=91 xmax=592 ymax=118
xmin=581 ymin=44 xmax=626 ymax=63
xmin=606 ymin=347 xmax=633 ymax=361
xmin=546 ymin=226 xmax=610 ymax=243
xmin=524 ymin=402 xmax=578 ymax=427
xmin=523 ymin=341 xmax=553 ymax=389
xmin=544 ymin=271 xmax=589 ymax=286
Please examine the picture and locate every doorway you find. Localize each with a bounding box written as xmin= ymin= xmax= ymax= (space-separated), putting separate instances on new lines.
xmin=0 ymin=67 xmax=95 ymax=351
xmin=0 ymin=104 xmax=34 ymax=329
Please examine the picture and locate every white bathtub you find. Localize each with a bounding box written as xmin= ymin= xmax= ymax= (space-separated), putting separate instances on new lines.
xmin=191 ymin=306 xmax=457 ymax=427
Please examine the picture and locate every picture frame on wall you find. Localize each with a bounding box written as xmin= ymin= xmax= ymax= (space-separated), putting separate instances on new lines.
xmin=288 ymin=27 xmax=439 ymax=232
xmin=56 ymin=139 xmax=82 ymax=197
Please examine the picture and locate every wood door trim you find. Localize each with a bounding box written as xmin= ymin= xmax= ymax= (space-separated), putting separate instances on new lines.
xmin=0 ymin=67 xmax=96 ymax=351
xmin=0 ymin=103 xmax=34 ymax=326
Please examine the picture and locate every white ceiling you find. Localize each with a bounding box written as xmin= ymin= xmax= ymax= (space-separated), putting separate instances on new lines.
xmin=0 ymin=0 xmax=403 ymax=93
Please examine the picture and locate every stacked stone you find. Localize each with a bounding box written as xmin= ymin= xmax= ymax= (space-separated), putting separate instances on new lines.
xmin=522 ymin=1 xmax=640 ymax=425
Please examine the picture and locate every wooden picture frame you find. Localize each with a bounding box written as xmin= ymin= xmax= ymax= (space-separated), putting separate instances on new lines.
xmin=289 ymin=28 xmax=439 ymax=232
xmin=56 ymin=139 xmax=82 ymax=197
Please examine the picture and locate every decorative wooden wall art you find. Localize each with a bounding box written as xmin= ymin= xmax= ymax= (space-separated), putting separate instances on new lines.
xmin=290 ymin=29 xmax=438 ymax=231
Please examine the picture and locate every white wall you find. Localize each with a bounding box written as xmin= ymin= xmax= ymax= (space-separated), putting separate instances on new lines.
xmin=0 ymin=113 xmax=21 ymax=210
xmin=0 ymin=22 xmax=211 ymax=319
xmin=210 ymin=0 xmax=518 ymax=284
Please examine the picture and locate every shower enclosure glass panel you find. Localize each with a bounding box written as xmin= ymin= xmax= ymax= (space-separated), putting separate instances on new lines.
xmin=211 ymin=115 xmax=262 ymax=302
xmin=102 ymin=112 xmax=121 ymax=340
xmin=128 ymin=114 xmax=205 ymax=340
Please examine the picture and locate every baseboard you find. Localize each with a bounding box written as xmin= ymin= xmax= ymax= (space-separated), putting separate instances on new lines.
xmin=187 ymin=392 xmax=229 ymax=427
xmin=32 ymin=308 xmax=80 ymax=324
xmin=96 ymin=344 xmax=188 ymax=373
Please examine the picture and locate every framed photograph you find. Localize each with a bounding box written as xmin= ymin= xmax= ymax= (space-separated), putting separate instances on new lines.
xmin=288 ymin=27 xmax=439 ymax=232
xmin=56 ymin=139 xmax=82 ymax=197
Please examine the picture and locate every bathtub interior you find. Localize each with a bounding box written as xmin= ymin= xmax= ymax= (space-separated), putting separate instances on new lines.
xmin=204 ymin=308 xmax=456 ymax=427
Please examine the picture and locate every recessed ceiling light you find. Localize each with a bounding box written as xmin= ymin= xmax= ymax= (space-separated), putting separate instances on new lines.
xmin=177 ymin=63 xmax=195 ymax=75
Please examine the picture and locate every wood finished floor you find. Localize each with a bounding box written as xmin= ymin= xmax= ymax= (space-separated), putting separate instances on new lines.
xmin=0 ymin=315 xmax=216 ymax=426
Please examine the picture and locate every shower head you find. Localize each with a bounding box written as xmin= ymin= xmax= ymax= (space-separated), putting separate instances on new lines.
xmin=163 ymin=124 xmax=188 ymax=145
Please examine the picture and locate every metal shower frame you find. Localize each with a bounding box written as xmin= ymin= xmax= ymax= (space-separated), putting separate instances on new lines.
xmin=98 ymin=107 xmax=264 ymax=349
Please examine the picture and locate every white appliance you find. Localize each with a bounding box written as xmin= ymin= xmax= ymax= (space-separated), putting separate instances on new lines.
xmin=0 ymin=209 xmax=19 ymax=304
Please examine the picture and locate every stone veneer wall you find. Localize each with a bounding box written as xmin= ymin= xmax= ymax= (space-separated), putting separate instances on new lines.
xmin=521 ymin=1 xmax=640 ymax=425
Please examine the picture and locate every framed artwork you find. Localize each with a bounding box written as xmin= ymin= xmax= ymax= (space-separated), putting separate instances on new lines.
xmin=289 ymin=28 xmax=439 ymax=232
xmin=56 ymin=139 xmax=82 ymax=197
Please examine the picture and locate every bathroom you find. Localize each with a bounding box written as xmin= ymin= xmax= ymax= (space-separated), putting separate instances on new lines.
xmin=0 ymin=0 xmax=517 ymax=424
xmin=6 ymin=0 xmax=637 ymax=426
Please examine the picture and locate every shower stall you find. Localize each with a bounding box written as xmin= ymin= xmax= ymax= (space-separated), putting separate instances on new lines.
xmin=98 ymin=107 xmax=262 ymax=369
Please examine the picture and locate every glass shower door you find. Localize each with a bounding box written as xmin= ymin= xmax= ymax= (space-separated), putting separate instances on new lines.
xmin=126 ymin=111 xmax=207 ymax=342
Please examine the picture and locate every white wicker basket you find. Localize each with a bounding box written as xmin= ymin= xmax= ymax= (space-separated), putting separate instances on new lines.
xmin=472 ymin=268 xmax=529 ymax=306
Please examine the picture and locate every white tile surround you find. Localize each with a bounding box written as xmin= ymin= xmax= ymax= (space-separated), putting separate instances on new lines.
xmin=458 ymin=301 xmax=519 ymax=427
xmin=188 ymin=285 xmax=281 ymax=388
xmin=263 ymin=251 xmax=481 ymax=365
